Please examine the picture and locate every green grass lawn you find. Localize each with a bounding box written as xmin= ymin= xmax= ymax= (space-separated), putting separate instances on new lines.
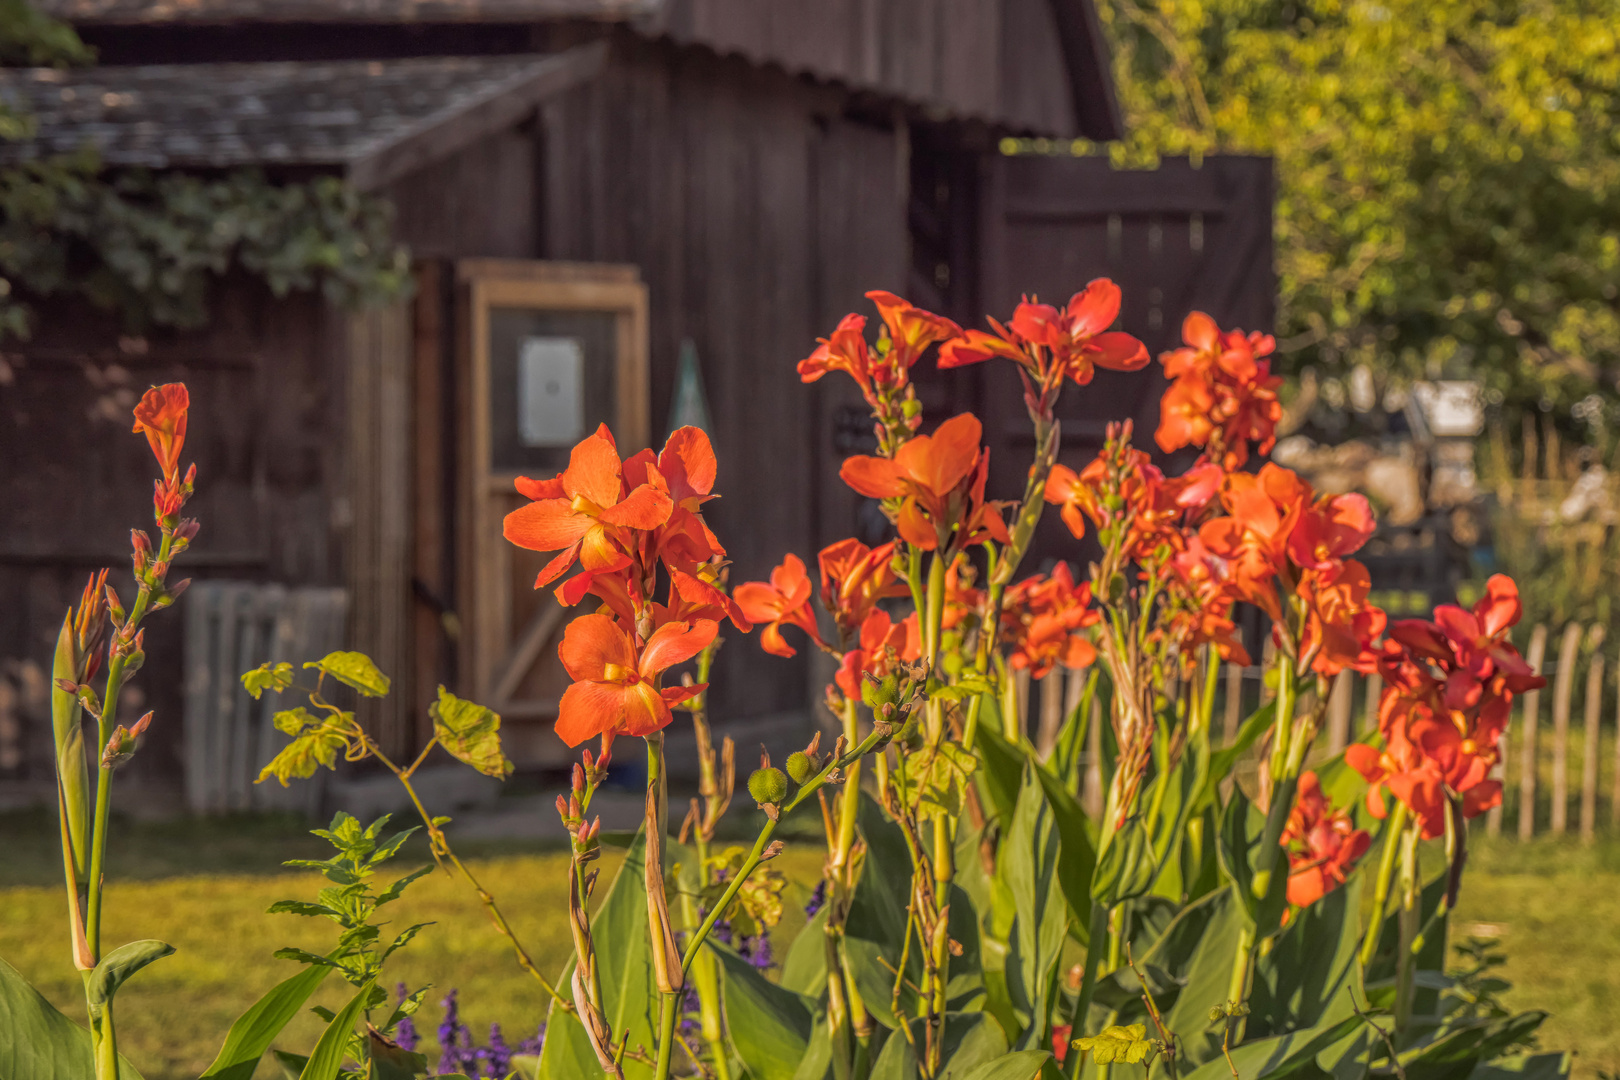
xmin=0 ymin=812 xmax=1615 ymax=1079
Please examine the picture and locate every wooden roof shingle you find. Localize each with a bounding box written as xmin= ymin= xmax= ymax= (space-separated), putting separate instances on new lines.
xmin=0 ymin=45 xmax=606 ymax=189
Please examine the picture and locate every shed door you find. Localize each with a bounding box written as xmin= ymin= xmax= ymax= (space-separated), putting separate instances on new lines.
xmin=455 ymin=259 xmax=648 ymax=767
xmin=978 ymin=154 xmax=1275 ymax=569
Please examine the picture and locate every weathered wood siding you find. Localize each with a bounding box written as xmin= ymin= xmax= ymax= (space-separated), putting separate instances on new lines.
xmin=535 ymin=39 xmax=911 ymax=723
xmin=0 ymin=283 xmax=347 ymax=788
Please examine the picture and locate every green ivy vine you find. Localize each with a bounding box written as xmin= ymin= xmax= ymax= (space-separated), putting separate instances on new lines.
xmin=0 ymin=0 xmax=412 ymax=342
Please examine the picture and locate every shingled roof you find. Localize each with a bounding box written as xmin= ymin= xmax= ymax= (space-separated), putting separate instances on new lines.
xmin=33 ymin=0 xmax=1122 ymax=140
xmin=0 ymin=45 xmax=606 ymax=189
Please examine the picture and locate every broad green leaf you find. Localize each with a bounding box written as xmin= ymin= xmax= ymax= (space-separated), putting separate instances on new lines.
xmin=779 ymin=905 xmax=829 ymax=997
xmin=898 ymin=740 xmax=978 ymax=821
xmin=298 ymin=978 xmax=374 ymax=1080
xmin=1030 ymin=760 xmax=1096 ymax=930
xmin=971 ymin=710 xmax=1028 ymax=827
xmin=509 ymin=1055 xmax=542 ymax=1080
xmin=954 ymin=1051 xmax=1054 ymax=1080
xmin=1182 ymin=1015 xmax=1362 ymax=1080
xmin=87 ymin=939 xmax=174 ymax=1007
xmin=1159 ymin=891 xmax=1249 ymax=1066
xmin=1250 ymin=879 xmax=1365 ymax=1037
xmin=200 ymin=965 xmax=329 ymax=1080
xmin=1003 ymin=763 xmax=1067 ymax=1051
xmin=0 ymin=953 xmax=143 ymax=1078
xmin=868 ymin=1012 xmax=1010 ymax=1080
xmin=305 ymin=651 xmax=391 ymax=697
xmin=535 ymin=832 xmax=659 ymax=1079
xmin=242 ymin=661 xmax=296 ymax=699
xmin=713 ymin=943 xmax=815 ymax=1080
xmin=1204 ymin=703 xmax=1275 ymax=800
xmin=429 ymin=687 xmax=513 ymax=779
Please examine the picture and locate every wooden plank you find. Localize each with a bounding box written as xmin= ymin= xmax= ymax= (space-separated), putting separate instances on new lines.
xmin=1326 ymin=671 xmax=1352 ymax=754
xmin=1223 ymin=662 xmax=1243 ymax=744
xmin=1082 ymin=694 xmax=1103 ymax=819
xmin=1013 ymin=667 xmax=1032 ymax=742
xmin=1549 ymin=622 xmax=1583 ymax=837
xmin=1581 ymin=648 xmax=1605 ymax=843
xmin=347 ymin=302 xmax=415 ymax=759
xmin=1517 ymin=624 xmax=1549 ymax=840
xmin=489 ymin=598 xmax=568 ymax=706
xmin=1035 ymin=669 xmax=1065 ymax=759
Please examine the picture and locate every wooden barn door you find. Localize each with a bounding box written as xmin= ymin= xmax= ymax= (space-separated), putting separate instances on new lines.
xmin=978 ymin=154 xmax=1275 ymax=570
xmin=455 ymin=259 xmax=648 ymax=767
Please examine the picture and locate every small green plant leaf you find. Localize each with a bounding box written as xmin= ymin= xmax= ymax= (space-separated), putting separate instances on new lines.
xmin=242 ymin=661 xmax=296 ymax=699
xmin=1074 ymin=1023 xmax=1155 ymax=1066
xmin=304 ymin=651 xmax=391 ymax=697
xmin=272 ymin=707 xmax=318 ymax=736
xmin=200 ymin=965 xmax=329 ymax=1080
xmin=87 ymin=939 xmax=175 ymax=1008
xmin=429 ymin=687 xmax=513 ymax=779
xmin=298 ymin=978 xmax=374 ymax=1080
xmin=0 ymin=954 xmax=144 ymax=1078
xmin=256 ymin=726 xmax=348 ymax=787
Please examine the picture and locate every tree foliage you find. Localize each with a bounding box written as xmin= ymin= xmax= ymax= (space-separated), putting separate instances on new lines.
xmin=0 ymin=3 xmax=410 ymax=341
xmin=1069 ymin=0 xmax=1620 ymax=420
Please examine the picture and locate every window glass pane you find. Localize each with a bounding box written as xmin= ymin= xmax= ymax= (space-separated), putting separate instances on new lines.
xmin=488 ymin=307 xmax=617 ymax=472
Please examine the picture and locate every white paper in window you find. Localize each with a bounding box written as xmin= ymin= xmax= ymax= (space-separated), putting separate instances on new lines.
xmin=518 ymin=337 xmax=585 ymax=447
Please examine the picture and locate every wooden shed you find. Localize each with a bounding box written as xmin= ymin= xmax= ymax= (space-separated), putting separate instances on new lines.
xmin=0 ymin=0 xmax=1271 ymax=806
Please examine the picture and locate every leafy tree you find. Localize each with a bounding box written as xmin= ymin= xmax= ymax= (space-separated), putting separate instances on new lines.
xmin=1063 ymin=0 xmax=1620 ymax=426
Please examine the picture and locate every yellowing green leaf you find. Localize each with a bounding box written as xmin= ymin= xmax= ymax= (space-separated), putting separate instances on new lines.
xmin=242 ymin=662 xmax=295 ymax=700
xmin=304 ymin=652 xmax=390 ymax=698
xmin=1075 ymin=1024 xmax=1156 ymax=1067
xmin=256 ymin=728 xmax=348 ymax=787
xmin=429 ymin=687 xmax=512 ymax=780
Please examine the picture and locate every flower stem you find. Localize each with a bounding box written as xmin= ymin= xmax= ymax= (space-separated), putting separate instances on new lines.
xmin=1358 ymin=802 xmax=1410 ymax=971
xmin=1063 ymin=902 xmax=1112 ymax=1078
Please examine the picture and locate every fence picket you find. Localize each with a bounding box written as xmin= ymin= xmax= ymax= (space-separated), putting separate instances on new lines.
xmin=1549 ymin=622 xmax=1584 ymax=837
xmin=1224 ymin=662 xmax=1243 ymax=745
xmin=1518 ymin=624 xmax=1549 ymax=841
xmin=1035 ymin=670 xmax=1064 ymax=759
xmin=1581 ymin=650 xmax=1605 ymax=843
xmin=1324 ymin=672 xmax=1351 ymax=753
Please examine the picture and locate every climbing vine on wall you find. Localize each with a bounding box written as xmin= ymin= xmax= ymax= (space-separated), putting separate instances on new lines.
xmin=0 ymin=1 xmax=412 ymax=342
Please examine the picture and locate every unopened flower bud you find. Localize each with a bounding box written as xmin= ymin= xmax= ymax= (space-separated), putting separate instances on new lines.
xmin=556 ymin=794 xmax=571 ymax=821
xmin=572 ymin=763 xmax=585 ymax=796
xmin=761 ymin=840 xmax=785 ymax=861
xmin=174 ymin=518 xmax=200 ymax=543
xmin=747 ymin=767 xmax=788 ymax=806
xmin=785 ymin=751 xmax=813 ymax=785
xmin=131 ymin=530 xmax=152 ymax=575
xmin=183 ymin=463 xmax=197 ymax=488
xmin=104 ymin=584 xmax=126 ymax=628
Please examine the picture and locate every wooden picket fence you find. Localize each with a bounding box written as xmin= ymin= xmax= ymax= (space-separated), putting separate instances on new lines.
xmin=1010 ymin=621 xmax=1620 ymax=842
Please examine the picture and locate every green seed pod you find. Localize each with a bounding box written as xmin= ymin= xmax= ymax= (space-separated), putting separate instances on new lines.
xmin=748 ymin=767 xmax=789 ymax=806
xmin=785 ymin=751 xmax=814 ymax=785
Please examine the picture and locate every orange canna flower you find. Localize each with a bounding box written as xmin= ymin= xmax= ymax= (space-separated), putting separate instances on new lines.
xmin=132 ymin=383 xmax=189 ymax=483
xmin=734 ymin=554 xmax=824 ymax=657
xmin=866 ymin=290 xmax=963 ymax=371
xmin=939 ymin=280 xmax=1148 ymax=388
xmin=1281 ymin=771 xmax=1370 ymax=909
xmin=834 ymin=608 xmax=921 ymax=700
xmin=1155 ymin=311 xmax=1281 ymax=469
xmin=840 ymin=413 xmax=1009 ymax=551
xmin=555 ymin=614 xmax=716 ymax=746
xmin=1288 ymin=492 xmax=1375 ymax=571
xmin=798 ymin=313 xmax=876 ymax=397
xmin=817 ymin=538 xmax=908 ymax=642
xmin=1198 ymin=464 xmax=1312 ymax=618
xmin=999 ymin=563 xmax=1100 ymax=679
xmin=1297 ymin=560 xmax=1385 ymax=676
xmin=504 ymin=425 xmax=675 ymax=589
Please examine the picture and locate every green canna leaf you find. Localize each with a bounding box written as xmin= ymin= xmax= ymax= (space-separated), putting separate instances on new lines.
xmin=712 ymin=942 xmax=815 ymax=1080
xmin=87 ymin=939 xmax=175 ymax=1008
xmin=199 ymin=965 xmax=329 ymax=1080
xmin=298 ymin=978 xmax=374 ymax=1080
xmin=0 ymin=953 xmax=144 ymax=1078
